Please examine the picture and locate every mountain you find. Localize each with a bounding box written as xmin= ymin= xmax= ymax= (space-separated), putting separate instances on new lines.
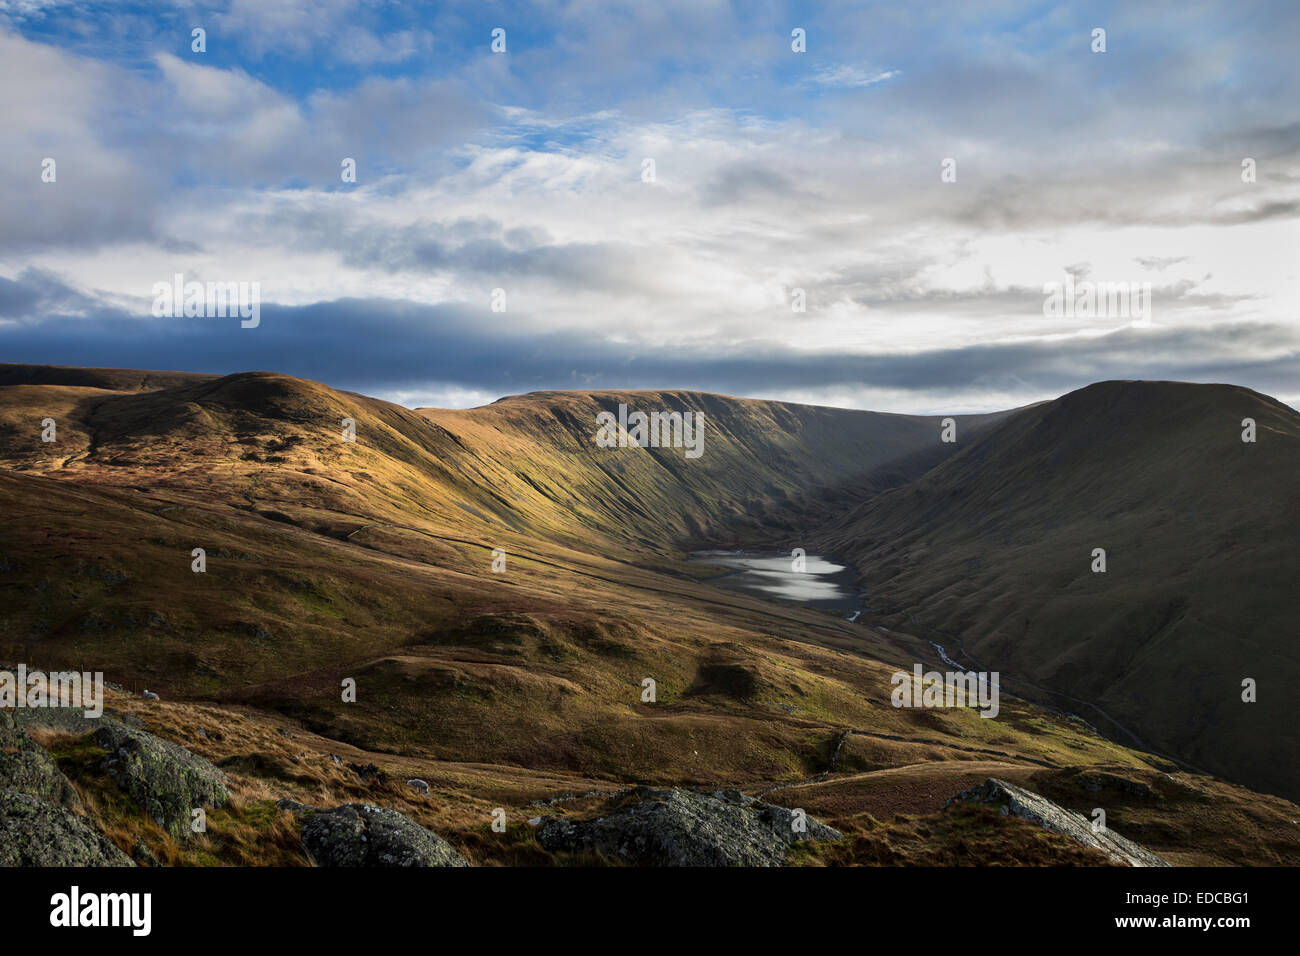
xmin=0 ymin=365 xmax=1005 ymax=557
xmin=0 ymin=364 xmax=1004 ymax=778
xmin=0 ymin=364 xmax=1296 ymax=867
xmin=820 ymin=380 xmax=1300 ymax=801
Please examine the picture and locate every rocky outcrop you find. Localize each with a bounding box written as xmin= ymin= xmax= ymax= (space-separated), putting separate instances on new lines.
xmin=0 ymin=710 xmax=132 ymax=865
xmin=299 ymin=803 xmax=469 ymax=867
xmin=92 ymin=721 xmax=230 ymax=839
xmin=537 ymin=786 xmax=841 ymax=866
xmin=948 ymin=777 xmax=1169 ymax=867
xmin=0 ymin=710 xmax=80 ymax=806
xmin=0 ymin=789 xmax=134 ymax=866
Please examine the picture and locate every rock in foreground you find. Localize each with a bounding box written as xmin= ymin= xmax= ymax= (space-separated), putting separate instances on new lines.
xmin=0 ymin=710 xmax=132 ymax=865
xmin=537 ymin=786 xmax=841 ymax=866
xmin=0 ymin=710 xmax=80 ymax=807
xmin=92 ymin=721 xmax=230 ymax=839
xmin=949 ymin=777 xmax=1169 ymax=867
xmin=300 ymin=803 xmax=469 ymax=867
xmin=0 ymin=789 xmax=134 ymax=866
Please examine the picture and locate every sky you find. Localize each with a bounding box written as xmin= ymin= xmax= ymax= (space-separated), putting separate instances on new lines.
xmin=1 ymin=0 xmax=1297 ymax=413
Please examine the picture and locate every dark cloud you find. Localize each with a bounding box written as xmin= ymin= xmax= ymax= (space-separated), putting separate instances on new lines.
xmin=2 ymin=282 xmax=1296 ymax=409
xmin=0 ymin=268 xmax=114 ymax=319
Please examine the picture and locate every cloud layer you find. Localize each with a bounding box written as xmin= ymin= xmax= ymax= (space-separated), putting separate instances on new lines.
xmin=2 ymin=1 xmax=1298 ymax=412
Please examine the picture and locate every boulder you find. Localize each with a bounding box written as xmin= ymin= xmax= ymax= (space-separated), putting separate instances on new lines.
xmin=537 ymin=786 xmax=842 ymax=866
xmin=131 ymin=839 xmax=160 ymax=867
xmin=91 ymin=721 xmax=230 ymax=839
xmin=948 ymin=777 xmax=1169 ymax=867
xmin=0 ymin=788 xmax=133 ymax=866
xmin=0 ymin=710 xmax=80 ymax=807
xmin=300 ymin=803 xmax=469 ymax=867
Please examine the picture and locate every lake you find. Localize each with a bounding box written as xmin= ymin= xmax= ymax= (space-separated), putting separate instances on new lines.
xmin=688 ymin=550 xmax=861 ymax=616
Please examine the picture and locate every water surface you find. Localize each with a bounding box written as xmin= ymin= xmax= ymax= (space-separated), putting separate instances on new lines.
xmin=688 ymin=550 xmax=861 ymax=615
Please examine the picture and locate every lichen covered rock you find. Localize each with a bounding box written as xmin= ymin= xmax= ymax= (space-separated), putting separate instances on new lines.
xmin=0 ymin=788 xmax=133 ymax=866
xmin=537 ymin=786 xmax=841 ymax=866
xmin=300 ymin=803 xmax=469 ymax=867
xmin=92 ymin=721 xmax=230 ymax=839
xmin=948 ymin=777 xmax=1169 ymax=867
xmin=0 ymin=710 xmax=80 ymax=807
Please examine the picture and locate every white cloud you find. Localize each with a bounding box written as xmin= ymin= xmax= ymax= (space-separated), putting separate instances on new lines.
xmin=2 ymin=5 xmax=1298 ymax=413
xmin=807 ymin=65 xmax=900 ymax=89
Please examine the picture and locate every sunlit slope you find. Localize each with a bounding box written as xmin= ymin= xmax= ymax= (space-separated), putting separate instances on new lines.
xmin=419 ymin=389 xmax=1009 ymax=551
xmin=822 ymin=380 xmax=1300 ymax=800
xmin=0 ymin=458 xmax=1167 ymax=786
xmin=0 ymin=365 xmax=999 ymax=786
xmin=0 ymin=431 xmax=1148 ymax=790
xmin=0 ymin=366 xmax=998 ymax=557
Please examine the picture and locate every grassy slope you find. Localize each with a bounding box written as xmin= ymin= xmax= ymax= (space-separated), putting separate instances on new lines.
xmin=0 ymin=366 xmax=996 ymax=784
xmin=821 ymin=380 xmax=1300 ymax=801
xmin=419 ymin=389 xmax=1009 ymax=551
xmin=30 ymin=689 xmax=1300 ymax=867
xmin=0 ymin=366 xmax=1296 ymax=865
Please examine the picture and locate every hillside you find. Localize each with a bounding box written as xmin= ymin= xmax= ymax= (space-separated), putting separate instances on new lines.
xmin=0 ymin=364 xmax=1001 ymax=783
xmin=0 ymin=366 xmax=1004 ymax=557
xmin=1 ymin=365 xmax=1297 ymax=867
xmin=821 ymin=380 xmax=1300 ymax=801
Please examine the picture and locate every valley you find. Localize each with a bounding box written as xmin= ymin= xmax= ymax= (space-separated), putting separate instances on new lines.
xmin=0 ymin=363 xmax=1296 ymax=867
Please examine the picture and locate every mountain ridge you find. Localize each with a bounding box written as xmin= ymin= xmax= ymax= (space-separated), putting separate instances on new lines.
xmin=820 ymin=379 xmax=1300 ymax=800
xmin=1 ymin=364 xmax=1296 ymax=866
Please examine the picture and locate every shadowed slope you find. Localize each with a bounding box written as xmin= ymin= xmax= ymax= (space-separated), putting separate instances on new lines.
xmin=822 ymin=380 xmax=1300 ymax=800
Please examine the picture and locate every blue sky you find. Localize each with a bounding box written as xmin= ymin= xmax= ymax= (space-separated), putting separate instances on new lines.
xmin=1 ymin=0 xmax=1297 ymax=411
